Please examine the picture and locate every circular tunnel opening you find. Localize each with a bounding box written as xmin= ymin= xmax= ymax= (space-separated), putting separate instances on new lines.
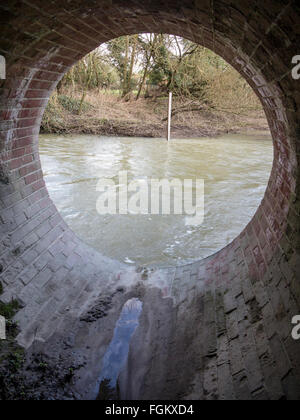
xmin=1 ymin=0 xmax=299 ymax=401
xmin=39 ymin=35 xmax=274 ymax=268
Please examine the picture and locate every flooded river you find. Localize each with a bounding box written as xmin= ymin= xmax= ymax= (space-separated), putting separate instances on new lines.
xmin=39 ymin=133 xmax=273 ymax=267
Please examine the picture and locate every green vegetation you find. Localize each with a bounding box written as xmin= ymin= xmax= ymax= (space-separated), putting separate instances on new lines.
xmin=0 ymin=299 xmax=21 ymax=321
xmin=0 ymin=292 xmax=22 ymax=348
xmin=0 ymin=291 xmax=26 ymax=400
xmin=0 ymin=288 xmax=79 ymax=400
xmin=58 ymin=94 xmax=93 ymax=114
xmin=42 ymin=34 xmax=268 ymax=137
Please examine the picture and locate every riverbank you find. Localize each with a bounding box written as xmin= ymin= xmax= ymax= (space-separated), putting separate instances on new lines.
xmin=41 ymin=91 xmax=269 ymax=139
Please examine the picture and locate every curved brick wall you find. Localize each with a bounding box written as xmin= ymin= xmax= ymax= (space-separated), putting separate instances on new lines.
xmin=0 ymin=0 xmax=300 ymax=400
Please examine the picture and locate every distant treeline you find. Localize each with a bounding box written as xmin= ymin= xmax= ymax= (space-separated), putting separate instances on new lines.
xmin=56 ymin=34 xmax=261 ymax=113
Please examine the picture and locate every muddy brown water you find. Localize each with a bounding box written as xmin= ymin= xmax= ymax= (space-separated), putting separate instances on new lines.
xmin=23 ymin=132 xmax=274 ymax=399
xmin=39 ymin=132 xmax=273 ymax=268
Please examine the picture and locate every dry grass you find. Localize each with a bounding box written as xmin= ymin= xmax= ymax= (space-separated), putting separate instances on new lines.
xmin=42 ymin=80 xmax=269 ymax=138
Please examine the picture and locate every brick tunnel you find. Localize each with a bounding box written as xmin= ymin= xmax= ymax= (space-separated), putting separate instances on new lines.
xmin=0 ymin=0 xmax=300 ymax=400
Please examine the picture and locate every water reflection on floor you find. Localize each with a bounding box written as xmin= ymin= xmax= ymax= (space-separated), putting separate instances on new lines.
xmin=96 ymin=298 xmax=143 ymax=400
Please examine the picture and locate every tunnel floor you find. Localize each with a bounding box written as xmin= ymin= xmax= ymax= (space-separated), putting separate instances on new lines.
xmin=1 ymin=229 xmax=297 ymax=400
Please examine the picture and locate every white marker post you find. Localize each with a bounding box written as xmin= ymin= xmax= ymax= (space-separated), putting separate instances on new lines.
xmin=167 ymin=91 xmax=173 ymax=141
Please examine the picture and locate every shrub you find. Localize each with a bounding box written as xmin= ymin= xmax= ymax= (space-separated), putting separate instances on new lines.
xmin=58 ymin=94 xmax=92 ymax=114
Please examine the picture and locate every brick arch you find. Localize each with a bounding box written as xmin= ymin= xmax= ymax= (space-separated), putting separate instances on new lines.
xmin=0 ymin=0 xmax=300 ymax=400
